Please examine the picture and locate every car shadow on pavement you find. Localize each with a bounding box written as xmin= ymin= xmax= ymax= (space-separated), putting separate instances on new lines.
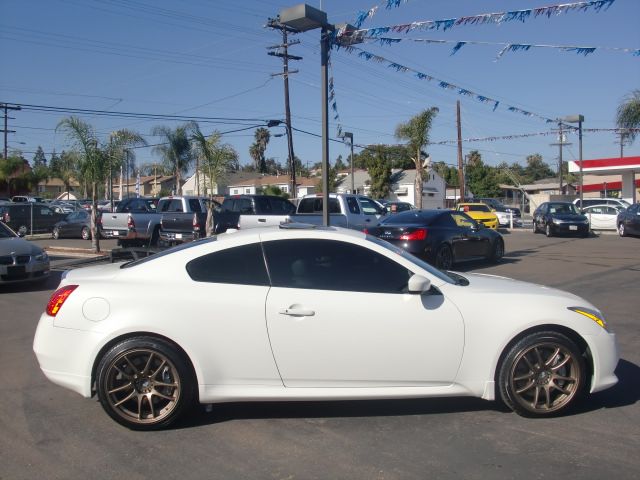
xmin=179 ymin=397 xmax=501 ymax=429
xmin=177 ymin=359 xmax=640 ymax=429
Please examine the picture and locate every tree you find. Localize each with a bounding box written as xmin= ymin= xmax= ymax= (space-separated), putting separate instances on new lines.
xmin=152 ymin=123 xmax=194 ymax=194
xmin=524 ymin=154 xmax=554 ymax=182
xmin=616 ymin=89 xmax=640 ymax=144
xmin=32 ymin=146 xmax=47 ymax=168
xmin=465 ymin=156 xmax=501 ymax=198
xmin=365 ymin=145 xmax=392 ymax=199
xmin=0 ymin=153 xmax=24 ymax=196
xmin=334 ymin=155 xmax=346 ymax=172
xmin=191 ymin=126 xmax=239 ymax=235
xmin=394 ymin=107 xmax=439 ymax=209
xmin=315 ymin=162 xmax=338 ymax=193
xmin=249 ymin=127 xmax=270 ymax=173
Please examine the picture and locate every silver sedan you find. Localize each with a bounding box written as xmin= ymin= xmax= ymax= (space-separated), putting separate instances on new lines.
xmin=0 ymin=221 xmax=49 ymax=284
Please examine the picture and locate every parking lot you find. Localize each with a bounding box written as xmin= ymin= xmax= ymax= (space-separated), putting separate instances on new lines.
xmin=1 ymin=231 xmax=638 ymax=480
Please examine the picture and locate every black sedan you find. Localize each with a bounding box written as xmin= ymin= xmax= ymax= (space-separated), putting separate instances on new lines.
xmin=617 ymin=202 xmax=640 ymax=237
xmin=532 ymin=201 xmax=589 ymax=237
xmin=52 ymin=210 xmax=97 ymax=240
xmin=365 ymin=209 xmax=504 ymax=269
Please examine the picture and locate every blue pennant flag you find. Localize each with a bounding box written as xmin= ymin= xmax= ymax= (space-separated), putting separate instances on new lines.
xmin=451 ymin=42 xmax=466 ymax=55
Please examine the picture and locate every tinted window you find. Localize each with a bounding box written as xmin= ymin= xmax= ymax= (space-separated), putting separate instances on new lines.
xmin=269 ymin=197 xmax=296 ymax=214
xmin=255 ymin=197 xmax=272 ymax=213
xmin=238 ymin=198 xmax=253 ymax=214
xmin=381 ymin=210 xmax=437 ymax=225
xmin=450 ymin=212 xmax=476 ymax=228
xmin=297 ymin=197 xmax=340 ymax=214
xmin=188 ymin=199 xmax=203 ymax=213
xmin=346 ymin=197 xmax=360 ymax=214
xmin=263 ymin=239 xmax=411 ymax=293
xmin=432 ymin=212 xmax=457 ymax=228
xmin=186 ymin=243 xmax=269 ymax=285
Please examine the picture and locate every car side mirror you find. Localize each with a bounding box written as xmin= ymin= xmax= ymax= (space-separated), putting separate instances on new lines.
xmin=408 ymin=274 xmax=431 ymax=294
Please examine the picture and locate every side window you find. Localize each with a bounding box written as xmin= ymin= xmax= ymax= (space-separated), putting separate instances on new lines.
xmin=221 ymin=199 xmax=235 ymax=212
xmin=186 ymin=243 xmax=270 ymax=285
xmin=433 ymin=213 xmax=457 ymax=228
xmin=238 ymin=198 xmax=253 ymax=214
xmin=296 ymin=198 xmax=315 ymax=214
xmin=270 ymin=197 xmax=296 ymax=214
xmin=263 ymin=239 xmax=411 ymax=293
xmin=188 ymin=199 xmax=203 ymax=213
xmin=255 ymin=197 xmax=272 ymax=213
xmin=346 ymin=197 xmax=360 ymax=214
xmin=359 ymin=198 xmax=381 ymax=215
xmin=39 ymin=207 xmax=53 ymax=216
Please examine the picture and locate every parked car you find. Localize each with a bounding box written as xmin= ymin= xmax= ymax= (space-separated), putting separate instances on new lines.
xmin=291 ymin=193 xmax=387 ymax=230
xmin=159 ymin=196 xmax=218 ymax=246
xmin=52 ymin=210 xmax=97 ymax=240
xmin=476 ymin=198 xmax=522 ymax=227
xmin=384 ymin=201 xmax=415 ymax=214
xmin=0 ymin=221 xmax=49 ymax=284
xmin=365 ymin=209 xmax=504 ymax=269
xmin=617 ymin=202 xmax=640 ymax=237
xmin=11 ymin=195 xmax=43 ymax=203
xmin=532 ymin=202 xmax=589 ymax=237
xmin=100 ymin=197 xmax=160 ymax=247
xmin=0 ymin=202 xmax=66 ymax=235
xmin=581 ymin=204 xmax=624 ymax=231
xmin=33 ymin=224 xmax=618 ymax=430
xmin=215 ymin=195 xmax=297 ymax=234
xmin=573 ymin=198 xmax=631 ymax=210
xmin=455 ymin=203 xmax=498 ymax=229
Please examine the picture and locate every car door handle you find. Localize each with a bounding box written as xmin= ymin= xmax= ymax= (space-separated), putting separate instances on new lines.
xmin=258 ymin=218 xmax=266 ymax=222
xmin=278 ymin=308 xmax=315 ymax=317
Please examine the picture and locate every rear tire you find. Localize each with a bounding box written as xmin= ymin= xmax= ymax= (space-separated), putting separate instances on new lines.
xmin=434 ymin=244 xmax=453 ymax=270
xmin=498 ymin=331 xmax=586 ymax=417
xmin=96 ymin=336 xmax=195 ymax=430
xmin=618 ymin=223 xmax=626 ymax=237
xmin=52 ymin=227 xmax=60 ymax=240
xmin=17 ymin=225 xmax=28 ymax=236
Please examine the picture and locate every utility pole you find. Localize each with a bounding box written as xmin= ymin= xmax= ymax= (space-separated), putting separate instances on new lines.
xmin=1 ymin=103 xmax=21 ymax=159
xmin=456 ymin=101 xmax=465 ymax=202
xmin=267 ymin=19 xmax=301 ymax=199
xmin=550 ymin=122 xmax=572 ymax=194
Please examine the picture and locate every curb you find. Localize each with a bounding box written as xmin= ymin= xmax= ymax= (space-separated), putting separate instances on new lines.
xmin=45 ymin=246 xmax=112 ymax=258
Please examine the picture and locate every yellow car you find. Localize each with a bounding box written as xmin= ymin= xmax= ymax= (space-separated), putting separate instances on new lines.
xmin=456 ymin=203 xmax=499 ymax=229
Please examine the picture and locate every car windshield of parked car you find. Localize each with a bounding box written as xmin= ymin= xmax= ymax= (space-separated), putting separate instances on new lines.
xmin=460 ymin=204 xmax=490 ymax=212
xmin=366 ymin=235 xmax=457 ymax=285
xmin=549 ymin=203 xmax=578 ymax=215
xmin=0 ymin=222 xmax=17 ymax=238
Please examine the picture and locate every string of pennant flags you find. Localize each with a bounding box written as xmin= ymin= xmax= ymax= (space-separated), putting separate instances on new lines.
xmin=328 ymin=54 xmax=345 ymax=139
xmin=352 ymin=0 xmax=616 ymax=32
xmin=364 ymin=37 xmax=640 ymax=60
xmin=338 ymin=44 xmax=562 ymax=123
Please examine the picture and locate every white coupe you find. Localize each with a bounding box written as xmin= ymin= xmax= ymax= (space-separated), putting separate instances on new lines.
xmin=34 ymin=225 xmax=619 ymax=430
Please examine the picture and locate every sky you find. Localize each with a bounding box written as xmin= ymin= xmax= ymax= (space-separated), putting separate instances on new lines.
xmin=1 ymin=0 xmax=639 ymax=177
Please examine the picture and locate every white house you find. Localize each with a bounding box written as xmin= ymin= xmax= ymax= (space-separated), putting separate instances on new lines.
xmin=226 ymin=174 xmax=317 ymax=198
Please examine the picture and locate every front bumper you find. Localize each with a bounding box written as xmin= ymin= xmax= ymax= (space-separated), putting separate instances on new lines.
xmin=551 ymin=222 xmax=589 ymax=235
xmin=0 ymin=260 xmax=49 ymax=284
xmin=586 ymin=331 xmax=619 ymax=393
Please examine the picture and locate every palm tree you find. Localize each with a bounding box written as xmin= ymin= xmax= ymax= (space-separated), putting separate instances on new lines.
xmin=57 ymin=117 xmax=147 ymax=252
xmin=151 ymin=123 xmax=195 ymax=194
xmin=56 ymin=117 xmax=104 ymax=251
xmin=395 ymin=107 xmax=439 ymax=209
xmin=191 ymin=125 xmax=239 ymax=235
xmin=616 ymin=89 xmax=640 ymax=144
xmin=249 ymin=127 xmax=270 ymax=172
xmin=105 ymin=129 xmax=147 ymax=204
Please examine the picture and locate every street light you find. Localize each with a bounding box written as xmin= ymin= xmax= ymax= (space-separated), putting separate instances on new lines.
xmin=340 ymin=132 xmax=354 ymax=193
xmin=279 ymin=3 xmax=332 ymax=226
xmin=562 ymin=115 xmax=584 ymax=206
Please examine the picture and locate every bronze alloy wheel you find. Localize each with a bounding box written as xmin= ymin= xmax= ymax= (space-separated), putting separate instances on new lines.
xmin=97 ymin=337 xmax=193 ymax=430
xmin=499 ymin=332 xmax=585 ymax=416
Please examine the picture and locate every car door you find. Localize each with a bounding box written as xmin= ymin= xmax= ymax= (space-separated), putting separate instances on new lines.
xmin=625 ymin=204 xmax=640 ymax=234
xmin=263 ymin=238 xmax=465 ymax=387
xmin=584 ymin=206 xmax=608 ymax=230
xmin=449 ymin=212 xmax=487 ymax=258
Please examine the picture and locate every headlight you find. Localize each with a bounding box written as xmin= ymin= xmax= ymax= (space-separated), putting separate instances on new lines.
xmin=552 ymin=218 xmax=563 ymax=224
xmin=34 ymin=251 xmax=48 ymax=261
xmin=568 ymin=306 xmax=608 ymax=330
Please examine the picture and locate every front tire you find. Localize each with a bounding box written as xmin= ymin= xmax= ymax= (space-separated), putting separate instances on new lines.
xmin=545 ymin=223 xmax=553 ymax=237
xmin=490 ymin=238 xmax=504 ymax=263
xmin=96 ymin=336 xmax=195 ymax=430
xmin=498 ymin=331 xmax=586 ymax=417
xmin=532 ymin=219 xmax=538 ymax=234
xmin=81 ymin=226 xmax=90 ymax=240
xmin=52 ymin=227 xmax=60 ymax=240
xmin=434 ymin=244 xmax=453 ymax=270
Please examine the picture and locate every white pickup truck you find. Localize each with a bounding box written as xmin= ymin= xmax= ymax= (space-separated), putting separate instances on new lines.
xmin=290 ymin=193 xmax=387 ymax=230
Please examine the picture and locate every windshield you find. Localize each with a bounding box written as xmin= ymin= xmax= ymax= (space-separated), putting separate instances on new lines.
xmin=549 ymin=203 xmax=579 ymax=215
xmin=366 ymin=235 xmax=457 ymax=285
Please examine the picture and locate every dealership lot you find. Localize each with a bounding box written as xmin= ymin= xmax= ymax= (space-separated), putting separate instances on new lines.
xmin=1 ymin=232 xmax=638 ymax=480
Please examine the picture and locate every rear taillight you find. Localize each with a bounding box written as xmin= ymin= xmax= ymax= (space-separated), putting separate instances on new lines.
xmin=46 ymin=285 xmax=78 ymax=317
xmin=363 ymin=228 xmax=369 ymax=234
xmin=127 ymin=214 xmax=135 ymax=229
xmin=400 ymin=228 xmax=427 ymax=241
xmin=193 ymin=213 xmax=200 ymax=231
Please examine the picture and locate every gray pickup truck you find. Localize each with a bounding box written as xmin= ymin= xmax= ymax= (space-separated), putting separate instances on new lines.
xmin=159 ymin=196 xmax=219 ymax=246
xmin=290 ymin=193 xmax=387 ymax=230
xmin=100 ymin=197 xmax=160 ymax=247
xmin=215 ymin=195 xmax=297 ymax=233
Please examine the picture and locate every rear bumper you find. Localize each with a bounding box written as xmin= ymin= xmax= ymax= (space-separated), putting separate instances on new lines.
xmin=160 ymin=231 xmax=199 ymax=244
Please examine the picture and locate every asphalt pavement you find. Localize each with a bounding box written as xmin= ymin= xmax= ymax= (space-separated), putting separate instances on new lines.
xmin=1 ymin=231 xmax=638 ymax=480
